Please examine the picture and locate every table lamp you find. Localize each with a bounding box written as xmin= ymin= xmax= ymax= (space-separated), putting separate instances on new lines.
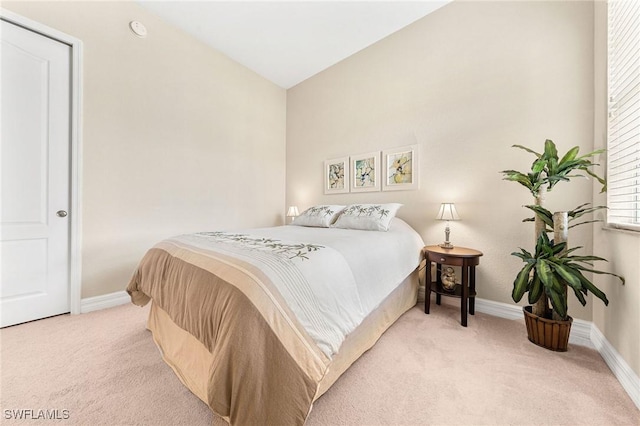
xmin=286 ymin=206 xmax=300 ymax=224
xmin=436 ymin=203 xmax=460 ymax=249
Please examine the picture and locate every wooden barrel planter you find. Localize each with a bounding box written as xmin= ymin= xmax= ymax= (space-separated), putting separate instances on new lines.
xmin=523 ymin=306 xmax=573 ymax=352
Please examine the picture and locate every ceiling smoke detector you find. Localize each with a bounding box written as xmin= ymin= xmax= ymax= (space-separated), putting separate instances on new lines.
xmin=129 ymin=21 xmax=147 ymax=38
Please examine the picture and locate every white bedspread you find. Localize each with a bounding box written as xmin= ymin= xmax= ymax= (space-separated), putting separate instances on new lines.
xmin=174 ymin=218 xmax=424 ymax=358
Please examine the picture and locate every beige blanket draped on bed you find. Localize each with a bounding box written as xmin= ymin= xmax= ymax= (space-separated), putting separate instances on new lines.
xmin=128 ymin=240 xmax=331 ymax=425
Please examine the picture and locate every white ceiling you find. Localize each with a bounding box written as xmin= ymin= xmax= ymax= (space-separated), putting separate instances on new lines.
xmin=136 ymin=1 xmax=451 ymax=89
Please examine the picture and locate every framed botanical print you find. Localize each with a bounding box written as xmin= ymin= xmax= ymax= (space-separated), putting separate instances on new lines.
xmin=350 ymin=151 xmax=380 ymax=192
xmin=382 ymin=144 xmax=419 ymax=191
xmin=324 ymin=157 xmax=349 ymax=194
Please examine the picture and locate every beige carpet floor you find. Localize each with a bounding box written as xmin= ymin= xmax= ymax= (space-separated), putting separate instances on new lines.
xmin=1 ymin=302 xmax=638 ymax=425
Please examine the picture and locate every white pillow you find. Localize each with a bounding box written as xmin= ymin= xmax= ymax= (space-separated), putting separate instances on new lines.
xmin=291 ymin=205 xmax=346 ymax=228
xmin=332 ymin=203 xmax=402 ymax=231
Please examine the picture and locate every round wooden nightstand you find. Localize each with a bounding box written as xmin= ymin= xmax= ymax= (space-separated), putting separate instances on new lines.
xmin=423 ymin=245 xmax=483 ymax=327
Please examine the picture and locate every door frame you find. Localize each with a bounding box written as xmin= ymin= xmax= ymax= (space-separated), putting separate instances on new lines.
xmin=1 ymin=8 xmax=83 ymax=315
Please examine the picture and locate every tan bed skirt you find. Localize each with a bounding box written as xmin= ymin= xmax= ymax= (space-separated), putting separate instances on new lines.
xmin=146 ymin=269 xmax=419 ymax=423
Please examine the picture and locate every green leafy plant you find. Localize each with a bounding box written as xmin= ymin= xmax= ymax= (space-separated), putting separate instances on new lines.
xmin=522 ymin=203 xmax=608 ymax=232
xmin=501 ymin=139 xmax=623 ymax=321
xmin=511 ymin=232 xmax=624 ymax=320
xmin=501 ymin=139 xmax=606 ymax=197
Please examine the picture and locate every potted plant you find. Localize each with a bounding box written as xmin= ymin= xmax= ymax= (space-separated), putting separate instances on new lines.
xmin=501 ymin=140 xmax=624 ymax=351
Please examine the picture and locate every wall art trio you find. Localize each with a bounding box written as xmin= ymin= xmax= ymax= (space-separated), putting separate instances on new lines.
xmin=323 ymin=145 xmax=419 ymax=194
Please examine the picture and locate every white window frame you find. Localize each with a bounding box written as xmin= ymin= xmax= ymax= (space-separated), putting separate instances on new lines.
xmin=606 ymin=0 xmax=640 ymax=232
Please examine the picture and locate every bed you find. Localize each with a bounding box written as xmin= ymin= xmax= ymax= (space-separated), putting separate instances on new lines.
xmin=127 ymin=205 xmax=424 ymax=425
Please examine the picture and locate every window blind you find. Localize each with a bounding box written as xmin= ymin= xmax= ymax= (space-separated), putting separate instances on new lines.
xmin=607 ymin=0 xmax=640 ymax=231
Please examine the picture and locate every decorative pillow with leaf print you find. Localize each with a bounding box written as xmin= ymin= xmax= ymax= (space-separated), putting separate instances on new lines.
xmin=291 ymin=205 xmax=346 ymax=228
xmin=332 ymin=203 xmax=402 ymax=231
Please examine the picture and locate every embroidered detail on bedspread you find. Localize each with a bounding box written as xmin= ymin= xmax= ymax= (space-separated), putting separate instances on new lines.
xmin=195 ymin=232 xmax=325 ymax=261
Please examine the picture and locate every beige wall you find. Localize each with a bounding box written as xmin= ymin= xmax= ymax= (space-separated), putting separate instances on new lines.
xmin=4 ymin=1 xmax=287 ymax=298
xmin=287 ymin=0 xmax=596 ymax=320
xmin=6 ymin=0 xmax=636 ymax=378
xmin=592 ymin=1 xmax=640 ymax=376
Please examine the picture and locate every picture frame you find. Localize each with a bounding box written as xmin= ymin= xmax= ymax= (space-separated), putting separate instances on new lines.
xmin=350 ymin=151 xmax=380 ymax=192
xmin=382 ymin=144 xmax=419 ymax=191
xmin=324 ymin=157 xmax=349 ymax=194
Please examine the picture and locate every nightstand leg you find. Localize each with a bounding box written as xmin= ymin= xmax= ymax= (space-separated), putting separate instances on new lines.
xmin=436 ymin=263 xmax=442 ymax=305
xmin=469 ymin=265 xmax=476 ymax=315
xmin=425 ymin=260 xmax=431 ymax=314
xmin=461 ymin=266 xmax=468 ymax=327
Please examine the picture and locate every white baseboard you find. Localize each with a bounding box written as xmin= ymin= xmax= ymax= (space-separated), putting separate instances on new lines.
xmin=80 ymin=290 xmax=130 ymax=313
xmin=474 ymin=298 xmax=524 ymax=321
xmin=474 ymin=298 xmax=594 ymax=348
xmin=475 ymin=297 xmax=639 ymax=410
xmin=590 ymin=325 xmax=640 ymax=409
xmin=568 ymin=319 xmax=595 ymax=348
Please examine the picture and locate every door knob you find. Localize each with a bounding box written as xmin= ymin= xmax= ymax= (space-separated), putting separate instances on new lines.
xmin=56 ymin=210 xmax=68 ymax=218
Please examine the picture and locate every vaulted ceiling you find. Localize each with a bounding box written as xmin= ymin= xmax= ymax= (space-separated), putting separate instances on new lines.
xmin=136 ymin=1 xmax=451 ymax=88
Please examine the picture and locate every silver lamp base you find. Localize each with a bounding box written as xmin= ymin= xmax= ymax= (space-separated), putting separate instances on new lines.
xmin=439 ymin=223 xmax=454 ymax=249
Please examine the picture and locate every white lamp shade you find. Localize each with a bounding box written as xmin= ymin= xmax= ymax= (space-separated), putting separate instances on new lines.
xmin=436 ymin=203 xmax=460 ymax=221
xmin=286 ymin=206 xmax=300 ymax=217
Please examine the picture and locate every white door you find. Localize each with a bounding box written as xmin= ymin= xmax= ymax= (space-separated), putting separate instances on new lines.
xmin=1 ymin=19 xmax=72 ymax=327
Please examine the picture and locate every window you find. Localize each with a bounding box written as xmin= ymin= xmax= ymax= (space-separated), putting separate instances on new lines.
xmin=607 ymin=0 xmax=640 ymax=231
